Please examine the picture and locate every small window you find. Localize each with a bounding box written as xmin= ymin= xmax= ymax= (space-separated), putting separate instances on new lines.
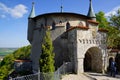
xmin=79 ymin=22 xmax=83 ymax=26
xmin=59 ymin=21 xmax=62 ymax=24
xmin=66 ymin=22 xmax=70 ymax=30
xmin=52 ymin=21 xmax=56 ymax=30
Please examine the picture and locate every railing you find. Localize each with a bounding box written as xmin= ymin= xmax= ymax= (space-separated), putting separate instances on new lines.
xmin=11 ymin=73 xmax=38 ymax=80
xmin=55 ymin=62 xmax=72 ymax=75
xmin=11 ymin=62 xmax=72 ymax=80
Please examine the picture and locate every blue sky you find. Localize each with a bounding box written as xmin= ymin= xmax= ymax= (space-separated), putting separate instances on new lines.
xmin=0 ymin=0 xmax=120 ymax=48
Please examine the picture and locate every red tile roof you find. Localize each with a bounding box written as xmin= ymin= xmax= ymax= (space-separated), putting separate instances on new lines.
xmin=66 ymin=26 xmax=89 ymax=32
xmin=98 ymin=28 xmax=108 ymax=33
xmin=87 ymin=20 xmax=99 ymax=24
xmin=14 ymin=59 xmax=32 ymax=62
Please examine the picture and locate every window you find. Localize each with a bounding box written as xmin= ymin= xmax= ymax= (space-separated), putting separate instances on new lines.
xmin=79 ymin=21 xmax=83 ymax=26
xmin=52 ymin=21 xmax=56 ymax=30
xmin=59 ymin=21 xmax=62 ymax=24
xmin=66 ymin=22 xmax=70 ymax=30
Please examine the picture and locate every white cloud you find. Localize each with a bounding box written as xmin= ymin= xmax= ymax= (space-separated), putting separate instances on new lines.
xmin=0 ymin=2 xmax=28 ymax=18
xmin=0 ymin=2 xmax=9 ymax=12
xmin=10 ymin=4 xmax=28 ymax=18
xmin=105 ymin=6 xmax=120 ymax=17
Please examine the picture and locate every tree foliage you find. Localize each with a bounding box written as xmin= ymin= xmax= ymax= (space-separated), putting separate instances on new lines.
xmin=109 ymin=9 xmax=120 ymax=29
xmin=39 ymin=31 xmax=55 ymax=73
xmin=96 ymin=11 xmax=120 ymax=48
xmin=96 ymin=11 xmax=109 ymax=28
xmin=108 ymin=9 xmax=120 ymax=48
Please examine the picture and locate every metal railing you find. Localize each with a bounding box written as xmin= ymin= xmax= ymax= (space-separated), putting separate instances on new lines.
xmin=11 ymin=62 xmax=72 ymax=80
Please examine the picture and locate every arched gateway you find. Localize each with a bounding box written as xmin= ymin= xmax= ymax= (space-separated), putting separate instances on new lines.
xmin=67 ymin=27 xmax=108 ymax=74
xmin=27 ymin=0 xmax=108 ymax=74
xmin=84 ymin=47 xmax=102 ymax=72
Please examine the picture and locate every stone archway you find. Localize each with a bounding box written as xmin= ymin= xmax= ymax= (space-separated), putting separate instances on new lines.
xmin=84 ymin=47 xmax=103 ymax=72
xmin=84 ymin=51 xmax=92 ymax=72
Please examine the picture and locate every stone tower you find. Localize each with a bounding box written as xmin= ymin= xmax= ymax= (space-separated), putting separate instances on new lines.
xmin=28 ymin=2 xmax=46 ymax=73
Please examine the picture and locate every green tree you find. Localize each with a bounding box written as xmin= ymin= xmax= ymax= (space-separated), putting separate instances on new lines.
xmin=96 ymin=11 xmax=120 ymax=48
xmin=110 ymin=9 xmax=120 ymax=29
xmin=39 ymin=31 xmax=55 ymax=73
xmin=109 ymin=9 xmax=120 ymax=47
xmin=96 ymin=11 xmax=109 ymax=28
xmin=107 ymin=26 xmax=120 ymax=48
xmin=13 ymin=45 xmax=31 ymax=60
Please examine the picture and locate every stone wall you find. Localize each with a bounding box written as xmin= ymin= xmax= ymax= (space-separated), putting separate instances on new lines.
xmin=14 ymin=60 xmax=32 ymax=72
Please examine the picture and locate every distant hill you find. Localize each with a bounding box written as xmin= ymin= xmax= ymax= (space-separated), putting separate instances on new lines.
xmin=0 ymin=48 xmax=17 ymax=56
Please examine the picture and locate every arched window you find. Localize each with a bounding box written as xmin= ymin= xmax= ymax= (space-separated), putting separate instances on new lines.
xmin=59 ymin=21 xmax=62 ymax=24
xmin=52 ymin=21 xmax=56 ymax=30
xmin=66 ymin=22 xmax=70 ymax=30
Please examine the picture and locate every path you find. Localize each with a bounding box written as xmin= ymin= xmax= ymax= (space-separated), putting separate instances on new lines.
xmin=61 ymin=72 xmax=120 ymax=80
xmin=61 ymin=74 xmax=91 ymax=80
xmin=86 ymin=72 xmax=120 ymax=80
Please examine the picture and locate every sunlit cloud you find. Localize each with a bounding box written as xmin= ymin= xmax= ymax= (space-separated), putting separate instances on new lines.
xmin=105 ymin=6 xmax=120 ymax=17
xmin=0 ymin=2 xmax=28 ymax=18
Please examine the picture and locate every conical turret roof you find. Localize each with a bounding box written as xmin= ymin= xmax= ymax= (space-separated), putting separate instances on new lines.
xmin=87 ymin=0 xmax=96 ymax=20
xmin=28 ymin=2 xmax=35 ymax=18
